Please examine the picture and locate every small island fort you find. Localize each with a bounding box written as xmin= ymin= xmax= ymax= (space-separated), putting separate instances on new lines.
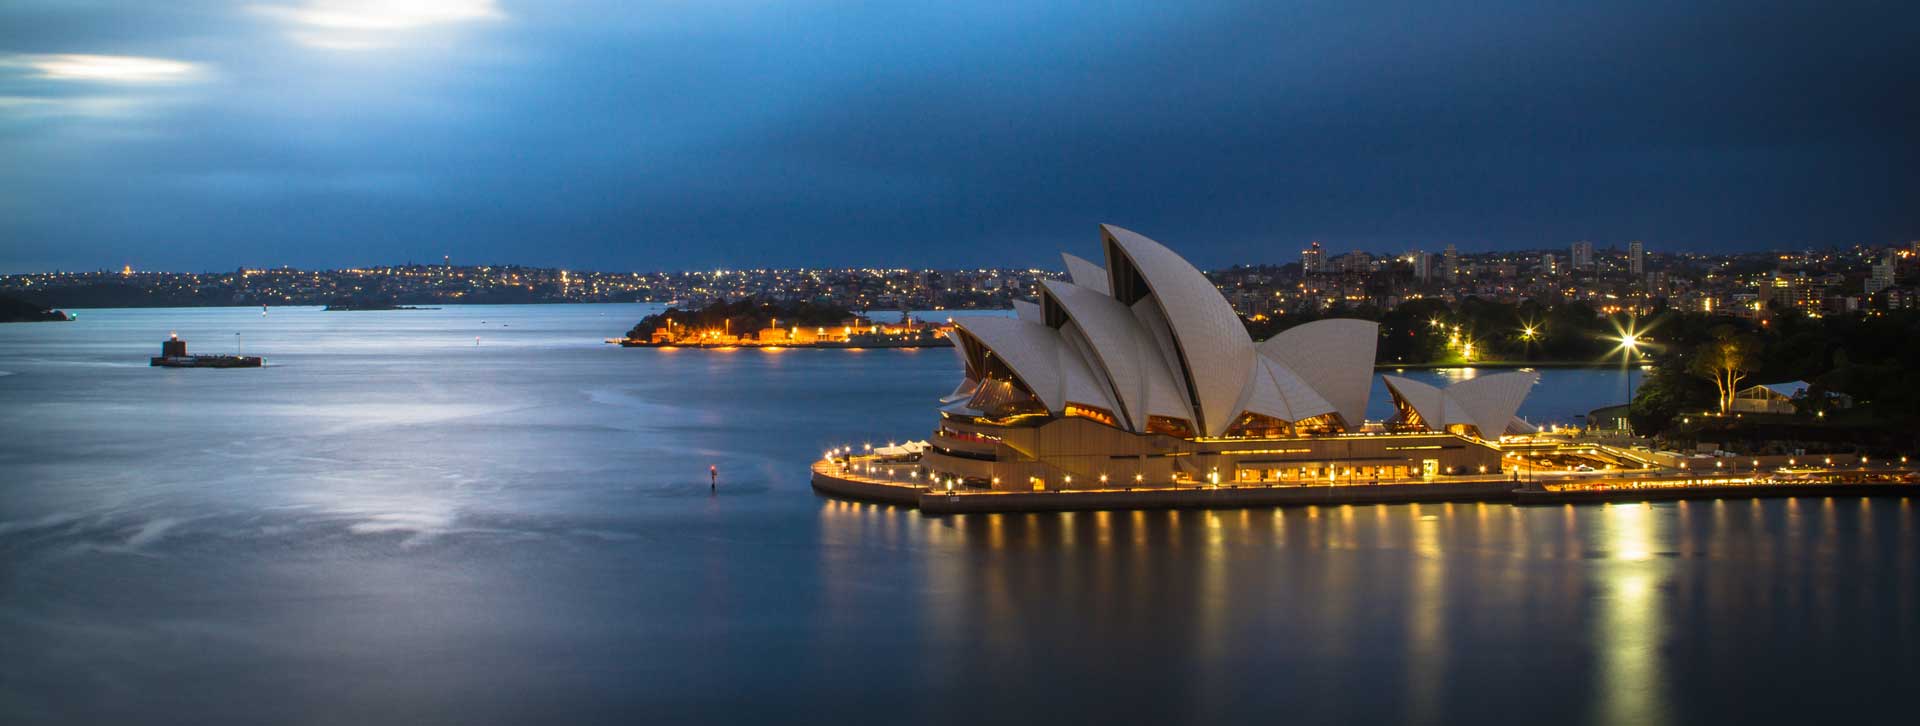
xmin=150 ymin=333 xmax=262 ymax=368
xmin=614 ymin=299 xmax=952 ymax=348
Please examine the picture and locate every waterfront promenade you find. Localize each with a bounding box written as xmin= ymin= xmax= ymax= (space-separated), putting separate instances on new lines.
xmin=812 ymin=457 xmax=1920 ymax=513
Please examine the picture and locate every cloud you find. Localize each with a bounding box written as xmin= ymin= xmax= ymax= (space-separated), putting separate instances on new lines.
xmin=249 ymin=0 xmax=505 ymax=49
xmin=0 ymin=53 xmax=207 ymax=121
xmin=1 ymin=1 xmax=1916 ymax=273
xmin=2 ymin=53 xmax=206 ymax=84
xmin=0 ymin=94 xmax=148 ymax=119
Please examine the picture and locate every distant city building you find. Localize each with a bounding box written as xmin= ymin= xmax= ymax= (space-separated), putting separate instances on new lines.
xmin=1570 ymin=240 xmax=1593 ymax=270
xmin=1301 ymin=241 xmax=1325 ymax=275
xmin=1647 ymin=271 xmax=1670 ymax=297
xmin=1443 ymin=244 xmax=1459 ymax=282
xmin=1336 ymin=251 xmax=1372 ymax=275
xmin=1628 ymin=240 xmax=1645 ymax=277
xmin=1886 ymin=286 xmax=1918 ymax=310
xmin=1768 ymin=272 xmax=1823 ymax=316
xmin=1540 ymin=253 xmax=1558 ymax=277
xmin=1413 ymin=251 xmax=1434 ymax=283
xmin=1866 ymin=249 xmax=1897 ymax=295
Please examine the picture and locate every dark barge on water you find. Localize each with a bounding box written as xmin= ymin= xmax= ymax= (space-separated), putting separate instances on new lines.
xmin=150 ymin=333 xmax=263 ymax=368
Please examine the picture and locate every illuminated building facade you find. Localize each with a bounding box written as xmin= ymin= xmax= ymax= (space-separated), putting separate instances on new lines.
xmin=920 ymin=225 xmax=1535 ymax=491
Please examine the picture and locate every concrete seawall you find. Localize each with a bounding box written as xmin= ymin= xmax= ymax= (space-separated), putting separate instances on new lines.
xmin=914 ymin=479 xmax=1517 ymax=514
xmin=809 ymin=464 xmax=924 ymax=506
xmin=813 ymin=462 xmax=1516 ymax=513
xmin=813 ymin=461 xmax=1920 ymax=513
xmin=1514 ymin=481 xmax=1920 ymax=505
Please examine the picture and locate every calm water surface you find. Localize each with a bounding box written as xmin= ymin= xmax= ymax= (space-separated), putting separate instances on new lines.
xmin=1 ymin=305 xmax=1913 ymax=724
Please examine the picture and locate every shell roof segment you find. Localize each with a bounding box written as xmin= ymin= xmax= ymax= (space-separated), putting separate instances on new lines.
xmin=1061 ymin=253 xmax=1109 ymax=295
xmin=1241 ymin=356 xmax=1337 ymax=423
xmin=1255 ymin=318 xmax=1378 ymax=428
xmin=1099 ymin=224 xmax=1254 ymax=436
xmin=952 ymin=315 xmax=1116 ymax=415
xmin=1040 ymin=278 xmax=1194 ymax=429
xmin=1382 ymin=371 xmax=1537 ymax=437
xmin=1445 ymin=371 xmax=1539 ymax=436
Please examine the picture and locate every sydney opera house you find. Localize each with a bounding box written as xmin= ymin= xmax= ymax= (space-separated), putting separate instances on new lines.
xmin=922 ymin=224 xmax=1538 ymax=491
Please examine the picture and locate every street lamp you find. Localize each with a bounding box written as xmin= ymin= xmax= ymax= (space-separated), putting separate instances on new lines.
xmin=1614 ymin=323 xmax=1643 ymax=433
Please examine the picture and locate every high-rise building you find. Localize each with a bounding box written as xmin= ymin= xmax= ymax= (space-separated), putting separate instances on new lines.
xmin=1628 ymin=240 xmax=1645 ymax=277
xmin=1647 ymin=271 xmax=1671 ymax=297
xmin=1337 ymin=251 xmax=1372 ymax=274
xmin=1540 ymin=253 xmax=1558 ymax=277
xmin=1768 ymin=272 xmax=1823 ymax=316
xmin=1301 ymin=241 xmax=1325 ymax=275
xmin=1443 ymin=244 xmax=1459 ymax=282
xmin=1413 ymin=251 xmax=1434 ymax=283
xmin=1867 ymin=249 xmax=1897 ymax=295
xmin=1570 ymin=240 xmax=1593 ymax=270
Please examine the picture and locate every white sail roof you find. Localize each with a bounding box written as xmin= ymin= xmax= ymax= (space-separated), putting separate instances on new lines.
xmin=1011 ymin=299 xmax=1042 ymax=324
xmin=1382 ymin=375 xmax=1452 ymax=430
xmin=1239 ymin=356 xmax=1337 ymax=423
xmin=1381 ymin=372 xmax=1537 ymax=438
xmin=944 ymin=328 xmax=971 ymax=382
xmin=953 ymin=316 xmax=1115 ymax=415
xmin=1256 ymin=318 xmax=1378 ymax=427
xmin=1040 ymin=279 xmax=1193 ymax=430
xmin=1446 ymin=371 xmax=1539 ymax=437
xmin=1061 ymin=253 xmax=1109 ymax=295
xmin=1101 ymin=224 xmax=1254 ymax=436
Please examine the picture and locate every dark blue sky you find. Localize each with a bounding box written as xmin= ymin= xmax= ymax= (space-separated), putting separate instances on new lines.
xmin=2 ymin=1 xmax=1916 ymax=273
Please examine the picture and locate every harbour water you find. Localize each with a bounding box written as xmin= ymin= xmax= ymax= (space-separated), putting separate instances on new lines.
xmin=2 ymin=304 xmax=1913 ymax=724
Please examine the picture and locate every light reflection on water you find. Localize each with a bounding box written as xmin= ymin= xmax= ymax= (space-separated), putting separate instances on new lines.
xmin=1596 ymin=502 xmax=1668 ymax=726
xmin=808 ymin=496 xmax=1916 ymax=724
xmin=1 ymin=305 xmax=1914 ymax=724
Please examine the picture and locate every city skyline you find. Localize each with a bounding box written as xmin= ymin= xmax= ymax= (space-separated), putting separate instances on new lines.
xmin=4 ymin=2 xmax=1917 ymax=272
xmin=5 ymin=234 xmax=1916 ymax=277
xmin=12 ymin=236 xmax=1915 ymax=322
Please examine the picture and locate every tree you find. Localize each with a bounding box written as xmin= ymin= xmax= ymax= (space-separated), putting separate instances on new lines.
xmin=1689 ymin=325 xmax=1761 ymax=413
xmin=1629 ymin=361 xmax=1711 ymax=436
